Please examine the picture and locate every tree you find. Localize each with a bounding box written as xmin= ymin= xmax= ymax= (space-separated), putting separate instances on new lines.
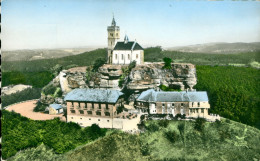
xmin=92 ymin=58 xmax=106 ymax=72
xmin=194 ymin=117 xmax=206 ymax=132
xmin=163 ymin=57 xmax=172 ymax=69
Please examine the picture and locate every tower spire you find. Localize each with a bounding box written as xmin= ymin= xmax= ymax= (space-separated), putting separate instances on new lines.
xmin=111 ymin=13 xmax=116 ymax=26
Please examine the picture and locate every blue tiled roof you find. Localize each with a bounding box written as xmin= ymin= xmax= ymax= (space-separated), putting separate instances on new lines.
xmin=137 ymin=89 xmax=208 ymax=102
xmin=50 ymin=104 xmax=63 ymax=110
xmin=64 ymin=88 xmax=124 ymax=103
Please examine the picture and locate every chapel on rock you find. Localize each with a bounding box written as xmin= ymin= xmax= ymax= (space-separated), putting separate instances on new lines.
xmin=107 ymin=16 xmax=144 ymax=65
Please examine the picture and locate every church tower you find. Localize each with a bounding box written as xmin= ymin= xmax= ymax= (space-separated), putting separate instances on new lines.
xmin=107 ymin=16 xmax=120 ymax=64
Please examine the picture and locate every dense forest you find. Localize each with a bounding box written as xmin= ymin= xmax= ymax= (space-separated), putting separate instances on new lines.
xmin=7 ymin=119 xmax=260 ymax=161
xmin=2 ymin=110 xmax=107 ymax=159
xmin=2 ymin=88 xmax=41 ymax=108
xmin=2 ymin=71 xmax=54 ymax=88
xmin=195 ymin=65 xmax=260 ymax=129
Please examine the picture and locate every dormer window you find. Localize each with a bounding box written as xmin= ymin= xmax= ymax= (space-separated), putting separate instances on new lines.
xmin=136 ymin=54 xmax=138 ymax=59
xmin=128 ymin=54 xmax=130 ymax=60
xmin=115 ymin=54 xmax=117 ymax=60
xmin=198 ymin=102 xmax=200 ymax=107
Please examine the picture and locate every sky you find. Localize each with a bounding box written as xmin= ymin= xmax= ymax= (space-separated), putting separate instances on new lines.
xmin=2 ymin=0 xmax=260 ymax=50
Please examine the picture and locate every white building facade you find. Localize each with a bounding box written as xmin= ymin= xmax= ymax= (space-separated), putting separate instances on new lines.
xmin=107 ymin=16 xmax=144 ymax=65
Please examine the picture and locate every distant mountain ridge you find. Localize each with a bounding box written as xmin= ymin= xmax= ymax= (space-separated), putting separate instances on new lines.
xmin=167 ymin=42 xmax=260 ymax=54
xmin=2 ymin=48 xmax=97 ymax=61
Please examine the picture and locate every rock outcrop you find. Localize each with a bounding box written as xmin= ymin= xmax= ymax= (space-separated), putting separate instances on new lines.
xmin=42 ymin=62 xmax=197 ymax=102
xmin=127 ymin=62 xmax=197 ymax=91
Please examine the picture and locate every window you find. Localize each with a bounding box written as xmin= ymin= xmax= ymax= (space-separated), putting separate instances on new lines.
xmin=92 ymin=103 xmax=94 ymax=109
xmin=110 ymin=33 xmax=113 ymax=37
xmin=79 ymin=110 xmax=84 ymax=114
xmin=96 ymin=111 xmax=101 ymax=116
xmin=106 ymin=104 xmax=109 ymax=109
xmin=201 ymin=109 xmax=204 ymax=113
xmin=80 ymin=118 xmax=82 ymax=120
xmin=107 ymin=120 xmax=110 ymax=122
xmin=71 ymin=117 xmax=73 ymax=119
xmin=111 ymin=41 xmax=112 ymax=45
xmin=198 ymin=102 xmax=200 ymax=107
xmin=116 ymin=33 xmax=118 ymax=36
xmin=87 ymin=111 xmax=92 ymax=115
xmin=162 ymin=103 xmax=165 ymax=107
xmin=192 ymin=102 xmax=194 ymax=107
xmin=128 ymin=54 xmax=130 ymax=60
xmin=136 ymin=54 xmax=138 ymax=59
xmin=196 ymin=109 xmax=199 ymax=113
xmin=105 ymin=112 xmax=110 ymax=116
xmin=181 ymin=103 xmax=184 ymax=107
xmin=89 ymin=118 xmax=91 ymax=120
xmin=71 ymin=110 xmax=75 ymax=114
xmin=122 ymin=54 xmax=124 ymax=60
xmin=71 ymin=102 xmax=74 ymax=107
xmin=98 ymin=119 xmax=100 ymax=121
xmin=99 ymin=103 xmax=101 ymax=109
xmin=172 ymin=103 xmax=175 ymax=107
xmin=115 ymin=54 xmax=117 ymax=59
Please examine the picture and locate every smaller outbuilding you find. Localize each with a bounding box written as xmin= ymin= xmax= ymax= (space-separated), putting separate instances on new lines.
xmin=49 ymin=104 xmax=63 ymax=115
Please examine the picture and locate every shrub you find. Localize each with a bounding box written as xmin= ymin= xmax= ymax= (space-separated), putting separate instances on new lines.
xmin=140 ymin=115 xmax=146 ymax=121
xmin=164 ymin=130 xmax=179 ymax=143
xmin=82 ymin=124 xmax=107 ymax=140
xmin=51 ymin=64 xmax=63 ymax=76
xmin=163 ymin=57 xmax=172 ymax=69
xmin=175 ymin=114 xmax=182 ymax=119
xmin=42 ymin=84 xmax=57 ymax=95
xmin=158 ymin=120 xmax=170 ymax=128
xmin=146 ymin=122 xmax=160 ymax=132
xmin=33 ymin=101 xmax=48 ymax=112
xmin=194 ymin=117 xmax=206 ymax=132
xmin=92 ymin=58 xmax=106 ymax=72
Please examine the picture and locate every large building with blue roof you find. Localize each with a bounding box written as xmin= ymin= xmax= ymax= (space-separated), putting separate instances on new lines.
xmin=135 ymin=89 xmax=210 ymax=118
xmin=64 ymin=88 xmax=124 ymax=127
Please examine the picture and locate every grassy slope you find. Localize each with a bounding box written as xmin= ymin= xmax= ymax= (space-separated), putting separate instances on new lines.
xmin=8 ymin=119 xmax=260 ymax=161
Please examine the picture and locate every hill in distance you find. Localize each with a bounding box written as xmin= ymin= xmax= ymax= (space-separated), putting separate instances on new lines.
xmin=1 ymin=47 xmax=100 ymax=61
xmin=167 ymin=42 xmax=260 ymax=54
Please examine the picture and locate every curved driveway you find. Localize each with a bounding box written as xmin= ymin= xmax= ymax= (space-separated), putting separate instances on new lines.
xmin=6 ymin=100 xmax=66 ymax=121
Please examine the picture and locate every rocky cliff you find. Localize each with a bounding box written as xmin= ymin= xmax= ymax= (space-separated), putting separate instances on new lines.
xmin=59 ymin=62 xmax=196 ymax=92
xmin=41 ymin=62 xmax=197 ymax=104
xmin=127 ymin=62 xmax=197 ymax=91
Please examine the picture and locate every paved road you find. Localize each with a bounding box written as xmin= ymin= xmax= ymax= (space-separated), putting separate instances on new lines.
xmin=6 ymin=100 xmax=66 ymax=121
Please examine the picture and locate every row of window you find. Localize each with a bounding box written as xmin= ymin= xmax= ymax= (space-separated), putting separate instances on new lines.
xmin=70 ymin=110 xmax=111 ymax=116
xmin=192 ymin=102 xmax=200 ymax=107
xmin=190 ymin=109 xmax=204 ymax=113
xmin=70 ymin=102 xmax=110 ymax=110
xmin=114 ymin=54 xmax=138 ymax=60
xmin=162 ymin=103 xmax=183 ymax=107
xmin=71 ymin=117 xmax=110 ymax=122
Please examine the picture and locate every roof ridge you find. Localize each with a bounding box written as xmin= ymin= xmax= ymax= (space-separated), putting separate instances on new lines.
xmin=131 ymin=41 xmax=137 ymax=51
